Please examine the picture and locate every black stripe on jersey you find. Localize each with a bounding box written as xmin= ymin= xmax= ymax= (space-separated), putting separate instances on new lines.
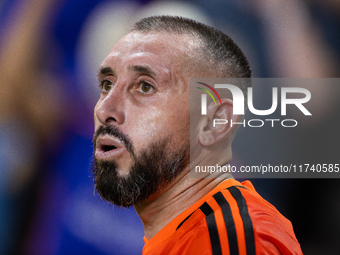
xmin=213 ymin=192 xmax=239 ymax=255
xmin=200 ymin=202 xmax=213 ymax=216
xmin=200 ymin=202 xmax=222 ymax=255
xmin=234 ymin=185 xmax=248 ymax=190
xmin=176 ymin=211 xmax=194 ymax=230
xmin=228 ymin=186 xmax=256 ymax=255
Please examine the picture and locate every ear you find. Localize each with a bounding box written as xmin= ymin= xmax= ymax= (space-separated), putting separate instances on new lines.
xmin=198 ymin=98 xmax=238 ymax=146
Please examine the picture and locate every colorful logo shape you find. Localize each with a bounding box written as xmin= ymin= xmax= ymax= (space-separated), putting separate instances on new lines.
xmin=196 ymin=82 xmax=222 ymax=105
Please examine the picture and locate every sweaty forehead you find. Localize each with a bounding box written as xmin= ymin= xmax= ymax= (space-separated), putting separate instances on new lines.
xmin=103 ymin=32 xmax=199 ymax=66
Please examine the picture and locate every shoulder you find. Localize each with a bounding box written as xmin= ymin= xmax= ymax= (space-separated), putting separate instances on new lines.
xmin=144 ymin=181 xmax=303 ymax=255
xmin=176 ymin=182 xmax=303 ymax=255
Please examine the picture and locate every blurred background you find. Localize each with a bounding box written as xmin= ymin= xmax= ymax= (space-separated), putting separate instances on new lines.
xmin=0 ymin=0 xmax=339 ymax=254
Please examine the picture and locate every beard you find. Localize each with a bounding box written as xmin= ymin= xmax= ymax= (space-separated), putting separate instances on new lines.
xmin=92 ymin=125 xmax=189 ymax=207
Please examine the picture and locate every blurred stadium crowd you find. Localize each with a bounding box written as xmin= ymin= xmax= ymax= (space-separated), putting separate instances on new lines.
xmin=0 ymin=0 xmax=340 ymax=254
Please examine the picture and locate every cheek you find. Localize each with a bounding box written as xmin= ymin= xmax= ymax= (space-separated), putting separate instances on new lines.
xmin=125 ymin=110 xmax=159 ymax=149
xmin=167 ymin=100 xmax=190 ymax=129
xmin=130 ymin=103 xmax=190 ymax=146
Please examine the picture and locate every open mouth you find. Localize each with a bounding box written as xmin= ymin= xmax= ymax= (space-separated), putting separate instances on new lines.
xmin=102 ymin=145 xmax=117 ymax=152
xmin=95 ymin=136 xmax=126 ymax=160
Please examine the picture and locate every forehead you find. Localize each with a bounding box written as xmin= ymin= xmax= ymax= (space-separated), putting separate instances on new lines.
xmin=101 ymin=31 xmax=198 ymax=71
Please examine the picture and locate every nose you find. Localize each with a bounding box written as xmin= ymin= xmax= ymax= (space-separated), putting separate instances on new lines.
xmin=95 ymin=86 xmax=125 ymax=126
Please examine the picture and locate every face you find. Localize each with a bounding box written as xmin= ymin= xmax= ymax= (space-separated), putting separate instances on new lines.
xmin=93 ymin=32 xmax=195 ymax=206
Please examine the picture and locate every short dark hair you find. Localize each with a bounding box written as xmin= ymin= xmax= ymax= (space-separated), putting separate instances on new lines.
xmin=131 ymin=15 xmax=252 ymax=79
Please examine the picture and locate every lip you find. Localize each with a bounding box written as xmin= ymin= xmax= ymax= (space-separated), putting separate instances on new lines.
xmin=95 ymin=134 xmax=127 ymax=160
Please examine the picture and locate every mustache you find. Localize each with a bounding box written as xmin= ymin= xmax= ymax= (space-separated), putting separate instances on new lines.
xmin=93 ymin=125 xmax=135 ymax=157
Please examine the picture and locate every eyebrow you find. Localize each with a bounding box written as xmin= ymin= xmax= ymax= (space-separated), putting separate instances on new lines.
xmin=128 ymin=65 xmax=156 ymax=77
xmin=97 ymin=65 xmax=157 ymax=79
xmin=98 ymin=66 xmax=115 ymax=77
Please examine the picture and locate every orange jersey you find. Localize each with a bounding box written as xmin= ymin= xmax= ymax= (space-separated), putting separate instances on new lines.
xmin=143 ymin=179 xmax=302 ymax=255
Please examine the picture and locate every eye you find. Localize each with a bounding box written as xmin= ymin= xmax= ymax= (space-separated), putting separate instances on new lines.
xmin=138 ymin=81 xmax=154 ymax=93
xmin=100 ymin=80 xmax=113 ymax=92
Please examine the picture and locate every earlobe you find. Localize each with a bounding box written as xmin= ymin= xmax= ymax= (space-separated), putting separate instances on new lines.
xmin=198 ymin=99 xmax=237 ymax=146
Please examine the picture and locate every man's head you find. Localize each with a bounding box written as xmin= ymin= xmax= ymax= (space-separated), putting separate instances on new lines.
xmin=130 ymin=16 xmax=251 ymax=79
xmin=92 ymin=16 xmax=251 ymax=207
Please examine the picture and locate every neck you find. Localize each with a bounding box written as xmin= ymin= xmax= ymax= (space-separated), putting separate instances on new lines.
xmin=134 ymin=167 xmax=233 ymax=240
